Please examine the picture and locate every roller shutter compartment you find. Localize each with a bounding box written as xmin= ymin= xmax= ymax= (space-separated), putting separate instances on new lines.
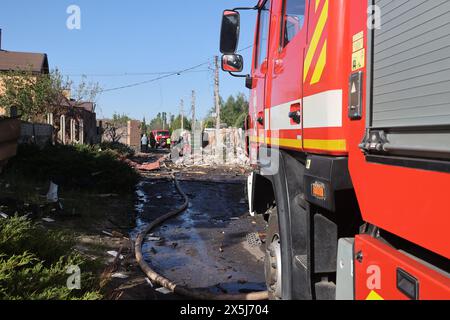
xmin=371 ymin=0 xmax=450 ymax=129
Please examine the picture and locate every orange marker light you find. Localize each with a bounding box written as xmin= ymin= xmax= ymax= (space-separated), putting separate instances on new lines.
xmin=312 ymin=181 xmax=326 ymax=200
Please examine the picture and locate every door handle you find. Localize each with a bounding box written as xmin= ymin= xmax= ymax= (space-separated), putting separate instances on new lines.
xmin=257 ymin=116 xmax=264 ymax=125
xmin=257 ymin=112 xmax=264 ymax=126
xmin=274 ymin=59 xmax=284 ymax=74
xmin=260 ymin=58 xmax=268 ymax=74
xmin=289 ymin=111 xmax=301 ymax=124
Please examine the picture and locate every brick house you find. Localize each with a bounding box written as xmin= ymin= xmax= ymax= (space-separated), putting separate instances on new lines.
xmin=0 ymin=30 xmax=49 ymax=167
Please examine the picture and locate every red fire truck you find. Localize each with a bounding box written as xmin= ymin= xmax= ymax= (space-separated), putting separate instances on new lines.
xmin=220 ymin=0 xmax=450 ymax=300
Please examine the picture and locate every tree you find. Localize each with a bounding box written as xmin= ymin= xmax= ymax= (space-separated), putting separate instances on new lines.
xmin=103 ymin=113 xmax=130 ymax=143
xmin=149 ymin=112 xmax=167 ymax=131
xmin=0 ymin=70 xmax=60 ymax=122
xmin=141 ymin=117 xmax=148 ymax=134
xmin=0 ymin=69 xmax=101 ymax=122
xmin=204 ymin=93 xmax=249 ymax=129
xmin=71 ymin=75 xmax=101 ymax=110
xmin=112 ymin=113 xmax=131 ymax=126
xmin=170 ymin=115 xmax=191 ymax=132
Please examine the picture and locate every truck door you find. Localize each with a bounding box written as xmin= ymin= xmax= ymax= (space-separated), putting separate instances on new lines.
xmin=267 ymin=0 xmax=308 ymax=150
xmin=251 ymin=0 xmax=272 ymax=148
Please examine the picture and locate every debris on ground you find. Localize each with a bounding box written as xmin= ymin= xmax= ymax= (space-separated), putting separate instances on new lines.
xmin=111 ymin=273 xmax=129 ymax=279
xmin=46 ymin=182 xmax=59 ymax=203
xmin=147 ymin=236 xmax=162 ymax=242
xmin=155 ymin=287 xmax=172 ymax=295
xmin=138 ymin=162 xmax=161 ymax=172
xmin=107 ymin=251 xmax=125 ymax=260
xmin=42 ymin=217 xmax=55 ymax=223
xmin=145 ymin=277 xmax=154 ymax=287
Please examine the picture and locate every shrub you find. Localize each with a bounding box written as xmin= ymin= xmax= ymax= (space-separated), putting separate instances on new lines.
xmin=6 ymin=144 xmax=139 ymax=194
xmin=0 ymin=217 xmax=102 ymax=300
xmin=98 ymin=142 xmax=135 ymax=158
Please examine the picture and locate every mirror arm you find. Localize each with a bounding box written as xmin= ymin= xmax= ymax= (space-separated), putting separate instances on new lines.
xmin=229 ymin=72 xmax=248 ymax=78
xmin=232 ymin=5 xmax=259 ymax=11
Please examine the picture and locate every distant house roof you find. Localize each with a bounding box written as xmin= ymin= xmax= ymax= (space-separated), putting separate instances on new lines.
xmin=76 ymin=102 xmax=95 ymax=113
xmin=57 ymin=96 xmax=95 ymax=114
xmin=0 ymin=50 xmax=49 ymax=74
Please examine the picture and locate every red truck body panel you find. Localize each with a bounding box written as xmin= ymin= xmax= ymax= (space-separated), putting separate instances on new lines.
xmin=355 ymin=235 xmax=450 ymax=300
xmin=245 ymin=0 xmax=450 ymax=299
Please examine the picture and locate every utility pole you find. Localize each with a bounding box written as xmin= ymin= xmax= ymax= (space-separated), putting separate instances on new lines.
xmin=180 ymin=99 xmax=184 ymax=131
xmin=214 ymin=56 xmax=223 ymax=163
xmin=191 ymin=90 xmax=197 ymax=159
xmin=191 ymin=90 xmax=196 ymax=131
xmin=214 ymin=56 xmax=221 ymax=131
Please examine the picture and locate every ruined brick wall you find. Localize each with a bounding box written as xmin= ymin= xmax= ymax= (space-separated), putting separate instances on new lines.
xmin=0 ymin=78 xmax=6 ymax=116
xmin=127 ymin=120 xmax=141 ymax=150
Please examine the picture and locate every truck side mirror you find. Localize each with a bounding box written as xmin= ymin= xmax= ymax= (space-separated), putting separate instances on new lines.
xmin=221 ymin=54 xmax=244 ymax=73
xmin=220 ymin=10 xmax=240 ymax=54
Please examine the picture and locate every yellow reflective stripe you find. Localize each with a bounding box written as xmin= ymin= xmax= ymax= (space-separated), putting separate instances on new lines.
xmin=304 ymin=139 xmax=347 ymax=152
xmin=304 ymin=0 xmax=328 ymax=82
xmin=252 ymin=137 xmax=346 ymax=152
xmin=267 ymin=137 xmax=302 ymax=149
xmin=310 ymin=40 xmax=327 ymax=85
xmin=315 ymin=0 xmax=321 ymax=12
xmin=366 ymin=291 xmax=384 ymax=300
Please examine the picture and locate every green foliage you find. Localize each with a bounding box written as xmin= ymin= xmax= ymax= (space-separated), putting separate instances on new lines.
xmin=170 ymin=115 xmax=191 ymax=132
xmin=0 ymin=70 xmax=100 ymax=123
xmin=0 ymin=70 xmax=61 ymax=122
xmin=205 ymin=93 xmax=249 ymax=129
xmin=0 ymin=216 xmax=74 ymax=262
xmin=141 ymin=117 xmax=148 ymax=134
xmin=148 ymin=112 xmax=169 ymax=131
xmin=111 ymin=113 xmax=131 ymax=126
xmin=6 ymin=144 xmax=139 ymax=194
xmin=98 ymin=141 xmax=135 ymax=158
xmin=0 ymin=217 xmax=102 ymax=300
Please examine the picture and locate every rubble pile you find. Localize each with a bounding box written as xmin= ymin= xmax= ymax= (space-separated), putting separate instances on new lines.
xmin=172 ymin=128 xmax=250 ymax=167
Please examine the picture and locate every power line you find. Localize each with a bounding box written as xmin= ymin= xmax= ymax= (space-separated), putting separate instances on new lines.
xmin=99 ymin=62 xmax=210 ymax=93
xmin=66 ymin=70 xmax=210 ymax=77
xmin=237 ymin=44 xmax=254 ymax=52
xmin=98 ymin=44 xmax=254 ymax=94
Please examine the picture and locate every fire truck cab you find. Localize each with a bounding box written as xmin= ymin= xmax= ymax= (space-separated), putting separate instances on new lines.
xmin=220 ymin=0 xmax=450 ymax=300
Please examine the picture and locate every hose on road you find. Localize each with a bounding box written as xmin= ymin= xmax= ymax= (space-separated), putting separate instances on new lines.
xmin=135 ymin=173 xmax=269 ymax=300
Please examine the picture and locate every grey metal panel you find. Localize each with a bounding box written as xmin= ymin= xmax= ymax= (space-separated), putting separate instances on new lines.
xmin=383 ymin=131 xmax=450 ymax=159
xmin=371 ymin=0 xmax=450 ymax=128
xmin=336 ymin=238 xmax=354 ymax=301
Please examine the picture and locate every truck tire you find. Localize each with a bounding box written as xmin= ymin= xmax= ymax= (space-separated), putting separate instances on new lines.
xmin=265 ymin=209 xmax=283 ymax=300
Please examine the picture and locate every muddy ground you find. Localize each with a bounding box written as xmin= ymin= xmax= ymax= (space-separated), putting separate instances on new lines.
xmin=108 ymin=153 xmax=267 ymax=300
xmin=0 ymin=150 xmax=267 ymax=300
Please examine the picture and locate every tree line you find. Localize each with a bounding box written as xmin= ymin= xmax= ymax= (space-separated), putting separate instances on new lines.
xmin=123 ymin=92 xmax=249 ymax=135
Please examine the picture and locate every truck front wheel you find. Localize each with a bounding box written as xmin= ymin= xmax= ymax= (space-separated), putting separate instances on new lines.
xmin=265 ymin=210 xmax=283 ymax=300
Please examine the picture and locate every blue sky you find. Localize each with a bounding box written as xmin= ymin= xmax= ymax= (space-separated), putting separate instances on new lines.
xmin=0 ymin=0 xmax=258 ymax=120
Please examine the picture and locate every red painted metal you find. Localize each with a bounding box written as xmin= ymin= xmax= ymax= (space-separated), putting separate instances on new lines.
xmin=242 ymin=0 xmax=450 ymax=299
xmin=355 ymin=235 xmax=450 ymax=300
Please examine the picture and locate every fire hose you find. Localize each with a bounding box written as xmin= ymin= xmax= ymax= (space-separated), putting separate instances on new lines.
xmin=134 ymin=173 xmax=269 ymax=300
